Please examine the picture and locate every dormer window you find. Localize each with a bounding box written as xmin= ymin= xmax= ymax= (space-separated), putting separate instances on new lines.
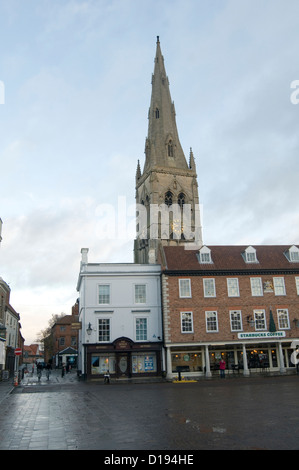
xmin=286 ymin=245 xmax=299 ymax=262
xmin=199 ymin=246 xmax=213 ymax=264
xmin=243 ymin=246 xmax=258 ymax=264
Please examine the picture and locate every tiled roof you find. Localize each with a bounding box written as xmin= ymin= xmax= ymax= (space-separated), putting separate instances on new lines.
xmin=162 ymin=245 xmax=299 ymax=273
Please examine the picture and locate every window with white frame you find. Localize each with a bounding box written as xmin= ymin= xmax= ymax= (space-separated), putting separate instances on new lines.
xmin=277 ymin=309 xmax=290 ymax=329
xmin=198 ymin=246 xmax=212 ymax=264
xmin=98 ymin=318 xmax=110 ymax=342
xmin=230 ymin=310 xmax=242 ymax=331
xmin=98 ymin=284 xmax=110 ymax=304
xmin=244 ymin=246 xmax=258 ymax=263
xmin=250 ymin=277 xmax=263 ymax=296
xmin=254 ymin=309 xmax=266 ymax=330
xmin=203 ymin=278 xmax=216 ymax=297
xmin=135 ymin=284 xmax=146 ymax=303
xmin=288 ymin=245 xmax=299 ymax=262
xmin=205 ymin=311 xmax=218 ymax=332
xmin=180 ymin=312 xmax=193 ymax=333
xmin=227 ymin=278 xmax=240 ymax=297
xmin=179 ymin=279 xmax=192 ymax=298
xmin=136 ymin=317 xmax=147 ymax=341
xmin=296 ymin=277 xmax=299 ymax=295
xmin=273 ymin=277 xmax=286 ymax=296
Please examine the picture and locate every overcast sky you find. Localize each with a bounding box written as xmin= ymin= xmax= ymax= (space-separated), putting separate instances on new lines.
xmin=0 ymin=0 xmax=299 ymax=345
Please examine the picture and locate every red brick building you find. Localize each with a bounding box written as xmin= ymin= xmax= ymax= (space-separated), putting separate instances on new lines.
xmin=160 ymin=244 xmax=299 ymax=379
xmin=49 ymin=305 xmax=79 ymax=368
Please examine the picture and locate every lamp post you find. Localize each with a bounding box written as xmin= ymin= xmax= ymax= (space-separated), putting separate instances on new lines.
xmin=83 ymin=323 xmax=93 ymax=380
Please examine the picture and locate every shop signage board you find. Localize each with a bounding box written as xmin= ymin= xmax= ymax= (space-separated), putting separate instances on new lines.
xmin=238 ymin=331 xmax=286 ymax=339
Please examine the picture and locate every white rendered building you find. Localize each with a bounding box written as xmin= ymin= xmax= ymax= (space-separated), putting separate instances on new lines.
xmin=76 ymin=249 xmax=163 ymax=380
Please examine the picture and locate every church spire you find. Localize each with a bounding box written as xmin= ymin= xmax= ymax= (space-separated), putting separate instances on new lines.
xmin=143 ymin=37 xmax=188 ymax=173
xmin=134 ymin=38 xmax=202 ymax=264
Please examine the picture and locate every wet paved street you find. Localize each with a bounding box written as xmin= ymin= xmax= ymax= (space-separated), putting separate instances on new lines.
xmin=0 ymin=370 xmax=298 ymax=450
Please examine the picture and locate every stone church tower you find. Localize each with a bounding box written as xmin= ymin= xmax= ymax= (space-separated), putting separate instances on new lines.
xmin=134 ymin=37 xmax=203 ymax=263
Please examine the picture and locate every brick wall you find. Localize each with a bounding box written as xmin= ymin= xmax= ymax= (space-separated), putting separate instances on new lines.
xmin=163 ymin=273 xmax=299 ymax=343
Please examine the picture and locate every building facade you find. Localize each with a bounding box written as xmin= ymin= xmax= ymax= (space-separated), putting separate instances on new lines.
xmin=160 ymin=245 xmax=299 ymax=379
xmin=77 ymin=249 xmax=163 ymax=380
xmin=0 ymin=276 xmax=23 ymax=376
xmin=50 ymin=313 xmax=79 ymax=368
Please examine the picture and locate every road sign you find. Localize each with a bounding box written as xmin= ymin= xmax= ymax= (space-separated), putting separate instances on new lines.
xmin=14 ymin=348 xmax=22 ymax=356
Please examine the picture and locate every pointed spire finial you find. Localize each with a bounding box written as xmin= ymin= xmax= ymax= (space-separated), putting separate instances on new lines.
xmin=157 ymin=35 xmax=160 ymax=43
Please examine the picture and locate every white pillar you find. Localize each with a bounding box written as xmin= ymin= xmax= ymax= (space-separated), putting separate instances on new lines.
xmin=205 ymin=345 xmax=211 ymax=378
xmin=166 ymin=346 xmax=172 ymax=380
xmin=242 ymin=343 xmax=250 ymax=376
xmin=278 ymin=341 xmax=286 ymax=374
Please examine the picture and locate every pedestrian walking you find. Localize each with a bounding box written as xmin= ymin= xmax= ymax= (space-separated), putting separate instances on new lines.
xmin=46 ymin=363 xmax=51 ymax=380
xmin=219 ymin=358 xmax=226 ymax=378
xmin=37 ymin=362 xmax=43 ymax=381
xmin=104 ymin=370 xmax=110 ymax=384
xmin=61 ymin=364 xmax=65 ymax=378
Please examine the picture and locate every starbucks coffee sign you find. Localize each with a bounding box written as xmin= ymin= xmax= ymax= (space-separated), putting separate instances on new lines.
xmin=238 ymin=331 xmax=286 ymax=339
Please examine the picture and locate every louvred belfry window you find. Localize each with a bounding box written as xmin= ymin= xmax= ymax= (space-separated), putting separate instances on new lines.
xmin=165 ymin=191 xmax=173 ymax=206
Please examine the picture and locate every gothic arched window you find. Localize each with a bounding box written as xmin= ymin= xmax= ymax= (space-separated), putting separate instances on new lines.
xmin=165 ymin=191 xmax=173 ymax=207
xmin=155 ymin=108 xmax=160 ymax=119
xmin=168 ymin=140 xmax=174 ymax=157
xmin=178 ymin=193 xmax=185 ymax=208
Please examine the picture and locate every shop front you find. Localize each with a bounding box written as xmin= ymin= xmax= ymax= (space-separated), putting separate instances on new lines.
xmin=86 ymin=337 xmax=163 ymax=380
xmin=166 ymin=338 xmax=299 ymax=379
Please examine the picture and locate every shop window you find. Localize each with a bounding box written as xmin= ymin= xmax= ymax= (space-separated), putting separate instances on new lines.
xmin=295 ymin=277 xmax=299 ymax=295
xmin=171 ymin=353 xmax=202 ymax=373
xmin=91 ymin=354 xmax=116 ymax=375
xmin=132 ymin=353 xmax=157 ymax=373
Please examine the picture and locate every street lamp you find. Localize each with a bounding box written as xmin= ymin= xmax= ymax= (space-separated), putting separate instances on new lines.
xmin=86 ymin=323 xmax=93 ymax=336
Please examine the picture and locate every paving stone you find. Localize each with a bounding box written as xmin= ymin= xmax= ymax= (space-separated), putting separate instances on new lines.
xmin=0 ymin=370 xmax=298 ymax=450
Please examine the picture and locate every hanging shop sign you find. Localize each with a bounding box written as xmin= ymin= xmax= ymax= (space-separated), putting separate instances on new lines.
xmin=238 ymin=331 xmax=286 ymax=339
